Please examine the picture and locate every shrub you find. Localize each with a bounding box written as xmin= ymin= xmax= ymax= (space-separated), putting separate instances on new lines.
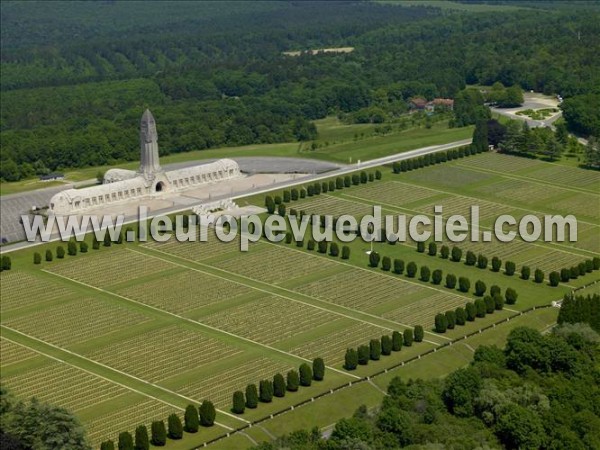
xmin=455 ymin=307 xmax=467 ymax=326
xmin=381 ymin=335 xmax=392 ymax=355
xmin=363 ymin=341 xmax=379 ymax=365
xmin=446 ymin=274 xmax=457 ymax=289
xmin=491 ymin=256 xmax=502 ymax=272
xmin=406 ymin=262 xmax=417 ymax=278
xmin=369 ymin=252 xmax=380 ymax=268
xmin=33 ymin=252 xmax=41 ymax=264
xmin=417 ymin=241 xmax=425 ymax=253
xmin=428 ymin=242 xmax=437 ymax=256
xmin=167 ymin=413 xmax=183 ymax=439
xmin=465 ymin=303 xmax=476 ymax=321
xmin=403 ymin=329 xmax=413 ymax=346
xmin=521 ymin=265 xmax=531 ymax=280
xmin=393 ymin=259 xmax=405 ymax=274
xmin=56 ymin=245 xmax=65 ymax=259
xmin=474 ymin=280 xmax=486 ymax=296
xmin=118 ymin=431 xmax=134 ymax=450
xmin=299 ymin=363 xmax=313 ymax=386
xmin=341 ymin=245 xmax=350 ymax=259
xmin=549 ymin=271 xmax=560 ymax=287
xmin=458 ymin=277 xmax=471 ymax=293
xmin=381 ymin=256 xmax=391 ymax=271
xmin=474 ymin=299 xmax=486 ymax=318
xmin=232 ymin=391 xmax=245 ymax=414
xmin=392 ymin=331 xmax=403 ymax=351
xmin=440 ymin=245 xmax=450 ymax=259
xmin=45 ymin=249 xmax=53 ymax=261
xmin=477 ymin=254 xmax=488 ymax=269
xmin=184 ymin=404 xmax=199 ymax=432
xmin=465 ymin=251 xmax=476 ymax=266
xmin=505 ymin=288 xmax=518 ymax=305
xmin=413 ymin=325 xmax=424 ymax=342
xmin=259 ymin=380 xmax=274 ymax=403
xmin=534 ymin=269 xmax=544 ymax=283
xmin=313 ymin=358 xmax=325 ymax=381
xmin=344 ymin=348 xmax=358 ymax=370
xmin=435 ymin=314 xmax=448 ymax=333
xmin=445 ymin=311 xmax=456 ymax=329
xmin=357 ymin=345 xmax=370 ymax=365
xmin=505 ymin=261 xmax=516 ymax=276
xmin=451 ymin=246 xmax=462 ymax=262
xmin=150 ymin=421 xmax=167 ymax=446
xmin=494 ymin=294 xmax=504 ymax=311
xmin=245 ymin=384 xmax=258 ymax=408
xmin=286 ymin=370 xmax=300 ymax=392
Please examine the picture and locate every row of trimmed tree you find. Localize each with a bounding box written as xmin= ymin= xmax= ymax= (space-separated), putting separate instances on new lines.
xmin=265 ymin=170 xmax=383 ymax=214
xmin=283 ymin=234 xmax=350 ymax=260
xmin=418 ymin=242 xmax=600 ymax=287
xmin=368 ymin=251 xmax=518 ymax=304
xmin=344 ymin=328 xmax=423 ymax=370
xmin=391 ymin=144 xmax=481 ymax=174
xmin=232 ymin=358 xmax=325 ymax=414
xmin=100 ymin=402 xmax=215 ymax=450
xmin=434 ymin=293 xmax=505 ymax=333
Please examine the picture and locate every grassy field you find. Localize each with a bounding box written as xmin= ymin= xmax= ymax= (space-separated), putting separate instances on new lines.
xmin=0 ymin=118 xmax=471 ymax=196
xmin=1 ymin=152 xmax=598 ymax=448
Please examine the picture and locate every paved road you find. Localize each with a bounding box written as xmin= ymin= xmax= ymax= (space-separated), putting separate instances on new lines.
xmin=0 ymin=138 xmax=471 ymax=253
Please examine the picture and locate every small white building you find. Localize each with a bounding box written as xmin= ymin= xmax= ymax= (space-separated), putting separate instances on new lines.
xmin=49 ymin=110 xmax=241 ymax=214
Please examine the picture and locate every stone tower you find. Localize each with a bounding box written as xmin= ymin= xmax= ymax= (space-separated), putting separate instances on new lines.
xmin=138 ymin=109 xmax=161 ymax=178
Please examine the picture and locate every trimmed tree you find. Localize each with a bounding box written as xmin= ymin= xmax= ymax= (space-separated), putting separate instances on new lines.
xmin=451 ymin=246 xmax=462 ymax=262
xmin=432 ymin=269 xmax=443 ymax=285
xmin=245 ymin=384 xmax=258 ymax=408
xmin=490 ymin=285 xmax=501 ymax=297
xmin=357 ymin=345 xmax=370 ymax=365
xmin=458 ymin=277 xmax=471 ymax=293
xmin=168 ymin=413 xmax=183 ymax=439
xmin=329 ymin=242 xmax=339 ymax=257
xmin=435 ymin=314 xmax=448 ymax=333
xmin=118 ymin=431 xmax=134 ymax=450
xmin=406 ymin=261 xmax=417 ymax=278
xmin=484 ymin=295 xmax=495 ymax=314
xmin=477 ymin=254 xmax=488 ymax=269
xmin=491 ymin=256 xmax=502 ymax=272
xmin=521 ymin=266 xmax=531 ymax=280
xmin=445 ymin=310 xmax=456 ymax=329
xmin=150 ymin=421 xmax=167 ymax=447
xmin=455 ymin=307 xmax=467 ymax=326
xmin=318 ymin=240 xmax=328 ymax=254
xmin=259 ymin=380 xmax=274 ymax=403
xmin=465 ymin=251 xmax=476 ymax=266
xmin=534 ymin=268 xmax=544 ymax=283
xmin=344 ymin=348 xmax=358 ymax=370
xmin=80 ymin=241 xmax=88 ymax=253
xmin=475 ymin=299 xmax=487 ymax=318
xmin=446 ymin=274 xmax=457 ymax=289
xmin=134 ymin=425 xmax=149 ymax=450
xmin=287 ymin=370 xmax=300 ymax=391
xmin=45 ymin=249 xmax=53 ymax=261
xmin=465 ymin=302 xmax=477 ymax=321
xmin=299 ymin=363 xmax=313 ymax=386
xmin=313 ymin=358 xmax=325 ymax=381
xmin=392 ymin=331 xmax=403 ymax=351
xmin=413 ymin=325 xmax=424 ymax=342
xmin=381 ymin=335 xmax=392 ymax=355
xmin=184 ymin=404 xmax=199 ymax=432
xmin=56 ymin=245 xmax=65 ymax=259
xmin=505 ymin=288 xmax=518 ymax=305
xmin=440 ymin=245 xmax=450 ymax=259
xmin=494 ymin=294 xmax=504 ymax=311
xmin=417 ymin=241 xmax=425 ymax=253
xmin=505 ymin=261 xmax=516 ymax=276
xmin=369 ymin=251 xmax=380 ymax=268
xmin=67 ymin=240 xmax=77 ymax=256
xmin=199 ymin=400 xmax=216 ymax=427
xmin=549 ymin=271 xmax=560 ymax=287
xmin=420 ymin=265 xmax=431 ymax=282
xmin=273 ymin=374 xmax=286 ymax=397
xmin=341 ymin=245 xmax=350 ymax=259
xmin=92 ymin=236 xmax=100 ymax=250
xmin=33 ymin=252 xmax=41 ymax=264
xmin=101 ymin=441 xmax=115 ymax=450
xmin=232 ymin=391 xmax=245 ymax=414
xmin=428 ymin=242 xmax=437 ymax=256
xmin=403 ymin=329 xmax=413 ymax=346
xmin=393 ymin=259 xmax=405 ymax=274
xmin=474 ymin=280 xmax=486 ymax=296
xmin=369 ymin=339 xmax=381 ymax=361
xmin=381 ymin=256 xmax=391 ymax=271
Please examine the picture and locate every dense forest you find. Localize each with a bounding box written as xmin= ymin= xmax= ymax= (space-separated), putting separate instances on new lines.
xmin=252 ymin=320 xmax=600 ymax=450
xmin=1 ymin=1 xmax=599 ymax=180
